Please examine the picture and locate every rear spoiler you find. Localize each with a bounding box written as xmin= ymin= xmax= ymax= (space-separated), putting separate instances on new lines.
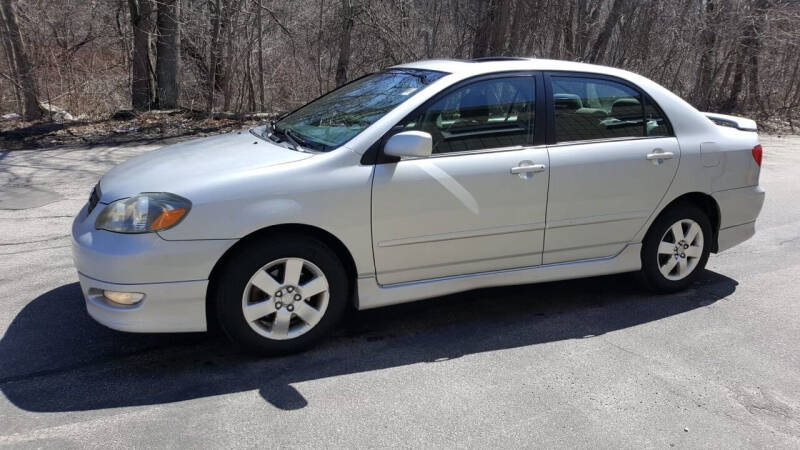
xmin=703 ymin=112 xmax=758 ymax=132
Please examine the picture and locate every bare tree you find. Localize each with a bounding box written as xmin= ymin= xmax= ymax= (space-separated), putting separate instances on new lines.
xmin=0 ymin=4 xmax=21 ymax=113
xmin=721 ymin=0 xmax=768 ymax=113
xmin=746 ymin=0 xmax=771 ymax=113
xmin=256 ymin=0 xmax=265 ymax=110
xmin=127 ymin=0 xmax=154 ymax=110
xmin=585 ymin=0 xmax=628 ymax=64
xmin=206 ymin=0 xmax=222 ymax=113
xmin=488 ymin=0 xmax=511 ymax=56
xmin=693 ymin=0 xmax=718 ymax=110
xmin=1 ymin=0 xmax=800 ymax=125
xmin=156 ymin=0 xmax=180 ymax=109
xmin=472 ymin=0 xmax=498 ymax=58
xmin=335 ymin=0 xmax=355 ymax=86
xmin=0 ymin=0 xmax=41 ymax=120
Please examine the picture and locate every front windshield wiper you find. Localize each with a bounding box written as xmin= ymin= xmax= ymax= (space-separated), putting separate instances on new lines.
xmin=284 ymin=128 xmax=318 ymax=151
xmin=268 ymin=122 xmax=303 ymax=151
xmin=265 ymin=120 xmax=283 ymax=143
xmin=278 ymin=127 xmax=301 ymax=150
xmin=274 ymin=122 xmax=324 ymax=152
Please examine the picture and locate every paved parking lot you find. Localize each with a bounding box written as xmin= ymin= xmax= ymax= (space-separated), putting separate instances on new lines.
xmin=1 ymin=135 xmax=799 ymax=448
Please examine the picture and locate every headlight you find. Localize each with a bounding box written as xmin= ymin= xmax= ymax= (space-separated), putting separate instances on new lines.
xmin=95 ymin=193 xmax=191 ymax=233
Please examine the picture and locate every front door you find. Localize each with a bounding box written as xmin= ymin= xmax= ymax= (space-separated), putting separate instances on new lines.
xmin=371 ymin=75 xmax=549 ymax=285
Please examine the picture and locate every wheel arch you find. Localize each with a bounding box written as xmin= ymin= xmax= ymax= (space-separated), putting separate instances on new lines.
xmin=650 ymin=192 xmax=721 ymax=253
xmin=205 ymin=223 xmax=359 ymax=332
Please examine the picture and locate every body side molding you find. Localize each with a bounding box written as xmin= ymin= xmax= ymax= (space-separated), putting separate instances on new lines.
xmin=356 ymin=243 xmax=642 ymax=310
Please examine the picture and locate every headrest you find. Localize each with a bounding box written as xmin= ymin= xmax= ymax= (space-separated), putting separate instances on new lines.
xmin=610 ymin=97 xmax=641 ymax=118
xmin=554 ymin=93 xmax=583 ymax=111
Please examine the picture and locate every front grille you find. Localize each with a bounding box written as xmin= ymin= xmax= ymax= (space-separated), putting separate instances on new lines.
xmin=87 ymin=184 xmax=101 ymax=214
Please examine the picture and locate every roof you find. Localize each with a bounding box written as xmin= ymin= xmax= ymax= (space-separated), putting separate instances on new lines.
xmin=392 ymin=58 xmax=636 ymax=79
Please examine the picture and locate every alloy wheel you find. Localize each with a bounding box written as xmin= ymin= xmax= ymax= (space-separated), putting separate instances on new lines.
xmin=657 ymin=218 xmax=704 ymax=281
xmin=241 ymin=257 xmax=330 ymax=340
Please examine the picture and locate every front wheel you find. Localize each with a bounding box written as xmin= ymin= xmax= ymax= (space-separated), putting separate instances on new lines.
xmin=214 ymin=235 xmax=349 ymax=355
xmin=640 ymin=204 xmax=712 ymax=293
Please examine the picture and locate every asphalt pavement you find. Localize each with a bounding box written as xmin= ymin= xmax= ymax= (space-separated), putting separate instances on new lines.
xmin=1 ymin=134 xmax=799 ymax=448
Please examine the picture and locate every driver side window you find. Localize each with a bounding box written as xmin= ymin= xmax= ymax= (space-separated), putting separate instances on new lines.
xmin=405 ymin=77 xmax=535 ymax=154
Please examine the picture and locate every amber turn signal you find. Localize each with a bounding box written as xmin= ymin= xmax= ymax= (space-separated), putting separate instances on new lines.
xmin=151 ymin=207 xmax=188 ymax=230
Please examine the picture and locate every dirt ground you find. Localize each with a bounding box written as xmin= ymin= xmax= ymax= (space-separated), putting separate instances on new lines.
xmin=0 ymin=110 xmax=268 ymax=151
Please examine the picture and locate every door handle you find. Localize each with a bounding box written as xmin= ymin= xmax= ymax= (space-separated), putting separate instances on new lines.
xmin=510 ymin=163 xmax=547 ymax=174
xmin=646 ymin=151 xmax=674 ymax=161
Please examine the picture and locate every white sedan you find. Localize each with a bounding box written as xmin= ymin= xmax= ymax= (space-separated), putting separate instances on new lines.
xmin=72 ymin=58 xmax=765 ymax=354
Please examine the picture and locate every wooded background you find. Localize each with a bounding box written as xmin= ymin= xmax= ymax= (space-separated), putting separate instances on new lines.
xmin=1 ymin=0 xmax=799 ymax=125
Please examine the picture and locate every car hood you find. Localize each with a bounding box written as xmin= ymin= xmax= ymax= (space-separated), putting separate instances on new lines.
xmin=98 ymin=129 xmax=313 ymax=202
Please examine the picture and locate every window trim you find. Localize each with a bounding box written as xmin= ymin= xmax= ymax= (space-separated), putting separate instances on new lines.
xmin=543 ymin=71 xmax=674 ymax=146
xmin=394 ymin=143 xmax=549 ymax=162
xmin=365 ymin=71 xmax=544 ymax=165
xmin=547 ymin=135 xmax=676 ymax=149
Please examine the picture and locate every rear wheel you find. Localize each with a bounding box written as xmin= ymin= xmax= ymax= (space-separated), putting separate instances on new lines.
xmin=214 ymin=235 xmax=348 ymax=355
xmin=640 ymin=204 xmax=712 ymax=293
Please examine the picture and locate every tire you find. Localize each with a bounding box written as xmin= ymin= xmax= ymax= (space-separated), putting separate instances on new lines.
xmin=214 ymin=234 xmax=349 ymax=355
xmin=639 ymin=203 xmax=712 ymax=293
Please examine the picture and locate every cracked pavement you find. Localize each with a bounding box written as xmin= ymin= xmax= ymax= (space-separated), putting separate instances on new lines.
xmin=1 ymin=135 xmax=799 ymax=448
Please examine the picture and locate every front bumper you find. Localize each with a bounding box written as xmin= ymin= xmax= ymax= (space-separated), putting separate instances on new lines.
xmin=80 ymin=273 xmax=209 ymax=332
xmin=72 ymin=203 xmax=237 ymax=332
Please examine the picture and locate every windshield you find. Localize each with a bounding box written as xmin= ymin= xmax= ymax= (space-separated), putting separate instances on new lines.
xmin=274 ymin=69 xmax=447 ymax=152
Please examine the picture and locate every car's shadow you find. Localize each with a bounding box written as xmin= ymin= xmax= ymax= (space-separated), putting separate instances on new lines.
xmin=0 ymin=271 xmax=737 ymax=412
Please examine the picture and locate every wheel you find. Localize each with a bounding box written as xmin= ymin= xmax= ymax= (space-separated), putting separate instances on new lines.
xmin=214 ymin=234 xmax=349 ymax=355
xmin=639 ymin=203 xmax=712 ymax=293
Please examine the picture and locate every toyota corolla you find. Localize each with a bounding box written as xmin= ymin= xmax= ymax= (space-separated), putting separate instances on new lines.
xmin=72 ymin=58 xmax=765 ymax=354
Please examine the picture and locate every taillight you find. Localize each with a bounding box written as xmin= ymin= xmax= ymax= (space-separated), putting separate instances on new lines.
xmin=752 ymin=144 xmax=763 ymax=166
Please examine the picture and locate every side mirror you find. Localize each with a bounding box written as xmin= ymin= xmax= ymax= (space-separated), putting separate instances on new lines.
xmin=383 ymin=131 xmax=433 ymax=159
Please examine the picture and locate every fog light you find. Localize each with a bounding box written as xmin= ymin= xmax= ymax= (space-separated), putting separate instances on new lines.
xmin=103 ymin=290 xmax=144 ymax=305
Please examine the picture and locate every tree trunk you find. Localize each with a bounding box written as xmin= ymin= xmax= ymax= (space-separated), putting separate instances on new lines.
xmin=0 ymin=0 xmax=41 ymax=120
xmin=506 ymin=0 xmax=528 ymax=56
xmin=156 ymin=0 xmax=180 ymax=109
xmin=0 ymin=11 xmax=21 ymax=113
xmin=721 ymin=39 xmax=748 ymax=113
xmin=206 ymin=0 xmax=222 ymax=114
xmin=693 ymin=0 xmax=718 ymax=110
xmin=488 ymin=0 xmax=511 ymax=56
xmin=746 ymin=0 xmax=769 ymax=113
xmin=576 ymin=0 xmax=600 ymax=59
xmin=471 ymin=0 xmax=495 ymax=58
xmin=335 ymin=0 xmax=355 ymax=87
xmin=221 ymin=0 xmax=243 ymax=112
xmin=563 ymin=0 xmax=576 ymax=59
xmin=128 ymin=0 xmax=154 ymax=111
xmin=256 ymin=0 xmax=265 ymax=111
xmin=721 ymin=0 xmax=768 ymax=114
xmin=471 ymin=0 xmax=512 ymax=58
xmin=585 ymin=0 xmax=627 ymax=64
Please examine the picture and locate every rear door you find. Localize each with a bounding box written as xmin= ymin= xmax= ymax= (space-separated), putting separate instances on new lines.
xmin=543 ymin=73 xmax=679 ymax=264
xmin=371 ymin=73 xmax=550 ymax=285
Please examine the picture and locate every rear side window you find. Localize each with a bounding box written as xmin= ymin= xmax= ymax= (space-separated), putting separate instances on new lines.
xmin=552 ymin=76 xmax=648 ymax=143
xmin=405 ymin=77 xmax=535 ymax=154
